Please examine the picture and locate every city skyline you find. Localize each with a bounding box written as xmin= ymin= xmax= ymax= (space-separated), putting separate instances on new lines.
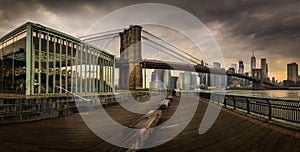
xmin=0 ymin=0 xmax=299 ymax=81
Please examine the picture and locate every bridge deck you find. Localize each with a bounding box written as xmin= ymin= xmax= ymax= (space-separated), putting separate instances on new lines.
xmin=0 ymin=97 xmax=299 ymax=151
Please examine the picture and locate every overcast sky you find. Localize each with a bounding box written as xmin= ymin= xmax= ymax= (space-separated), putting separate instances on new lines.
xmin=0 ymin=0 xmax=299 ymax=81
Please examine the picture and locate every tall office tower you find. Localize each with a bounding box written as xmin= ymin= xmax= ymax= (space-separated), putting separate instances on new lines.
xmin=261 ymin=58 xmax=268 ymax=79
xmin=191 ymin=74 xmax=198 ymax=85
xmin=177 ymin=73 xmax=184 ymax=89
xmin=287 ymin=62 xmax=298 ymax=82
xmin=227 ymin=68 xmax=235 ymax=85
xmin=183 ymin=71 xmax=192 ymax=89
xmin=212 ymin=62 xmax=221 ymax=87
xmin=163 ymin=70 xmax=171 ymax=89
xmin=272 ymin=77 xmax=276 ymax=83
xmin=151 ymin=69 xmax=164 ymax=82
xmin=151 ymin=69 xmax=165 ymax=89
xmin=238 ymin=60 xmax=244 ymax=74
xmin=220 ymin=68 xmax=226 ymax=88
xmin=231 ymin=63 xmax=237 ymax=73
xmin=250 ymin=50 xmax=256 ymax=73
xmin=169 ymin=76 xmax=178 ymax=90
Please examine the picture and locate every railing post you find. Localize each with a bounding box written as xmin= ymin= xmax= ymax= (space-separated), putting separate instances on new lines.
xmin=224 ymin=96 xmax=227 ymax=107
xmin=233 ymin=97 xmax=236 ymax=110
xmin=266 ymin=99 xmax=272 ymax=120
xmin=246 ymin=98 xmax=250 ymax=114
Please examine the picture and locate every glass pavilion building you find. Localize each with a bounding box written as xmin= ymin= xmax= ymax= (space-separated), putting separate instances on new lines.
xmin=0 ymin=22 xmax=115 ymax=96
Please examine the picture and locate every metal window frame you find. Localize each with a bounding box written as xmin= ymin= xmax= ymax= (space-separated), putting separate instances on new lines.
xmin=1 ymin=22 xmax=115 ymax=96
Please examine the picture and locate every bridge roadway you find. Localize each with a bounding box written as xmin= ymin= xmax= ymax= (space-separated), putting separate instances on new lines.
xmin=115 ymin=59 xmax=277 ymax=86
xmin=0 ymin=96 xmax=299 ymax=151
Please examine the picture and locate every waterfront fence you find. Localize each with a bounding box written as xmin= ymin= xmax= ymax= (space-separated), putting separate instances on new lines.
xmin=199 ymin=92 xmax=300 ymax=124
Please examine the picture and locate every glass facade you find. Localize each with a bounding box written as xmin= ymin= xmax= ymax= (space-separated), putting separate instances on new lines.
xmin=0 ymin=28 xmax=27 ymax=93
xmin=0 ymin=22 xmax=114 ymax=95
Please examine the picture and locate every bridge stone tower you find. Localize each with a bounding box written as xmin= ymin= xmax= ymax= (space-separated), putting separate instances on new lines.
xmin=252 ymin=69 xmax=263 ymax=90
xmin=119 ymin=25 xmax=143 ymax=89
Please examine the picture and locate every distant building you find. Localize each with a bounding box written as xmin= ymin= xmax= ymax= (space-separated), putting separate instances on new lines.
xmin=183 ymin=71 xmax=192 ymax=89
xmin=227 ymin=68 xmax=235 ymax=85
xmin=163 ymin=70 xmax=171 ymax=89
xmin=272 ymin=77 xmax=276 ymax=83
xmin=228 ymin=67 xmax=235 ymax=73
xmin=250 ymin=50 xmax=256 ymax=74
xmin=287 ymin=62 xmax=298 ymax=82
xmin=212 ymin=62 xmax=221 ymax=87
xmin=191 ymin=73 xmax=198 ymax=88
xmin=213 ymin=62 xmax=221 ymax=69
xmin=220 ymin=68 xmax=226 ymax=88
xmin=169 ymin=76 xmax=178 ymax=90
xmin=283 ymin=80 xmax=295 ymax=87
xmin=177 ymin=73 xmax=184 ymax=89
xmin=238 ymin=60 xmax=244 ymax=74
xmin=231 ymin=64 xmax=237 ymax=73
xmin=261 ymin=58 xmax=268 ymax=80
xmin=177 ymin=72 xmax=193 ymax=89
xmin=151 ymin=69 xmax=165 ymax=89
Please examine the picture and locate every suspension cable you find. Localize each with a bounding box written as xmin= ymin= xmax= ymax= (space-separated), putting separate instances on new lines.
xmin=79 ymin=28 xmax=124 ymax=39
xmin=142 ymin=36 xmax=198 ymax=64
xmin=142 ymin=42 xmax=193 ymax=64
xmin=81 ymin=33 xmax=119 ymax=42
xmin=142 ymin=30 xmax=200 ymax=63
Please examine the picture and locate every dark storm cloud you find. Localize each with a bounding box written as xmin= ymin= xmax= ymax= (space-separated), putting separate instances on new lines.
xmin=0 ymin=0 xmax=126 ymax=36
xmin=0 ymin=0 xmax=299 ymax=80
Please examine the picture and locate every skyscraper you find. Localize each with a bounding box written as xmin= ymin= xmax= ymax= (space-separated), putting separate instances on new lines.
xmin=169 ymin=76 xmax=178 ymax=90
xmin=163 ymin=70 xmax=171 ymax=89
xmin=151 ymin=69 xmax=165 ymax=89
xmin=261 ymin=58 xmax=268 ymax=79
xmin=287 ymin=62 xmax=298 ymax=82
xmin=177 ymin=73 xmax=184 ymax=89
xmin=238 ymin=60 xmax=244 ymax=74
xmin=212 ymin=62 xmax=221 ymax=87
xmin=191 ymin=74 xmax=198 ymax=87
xmin=183 ymin=71 xmax=192 ymax=89
xmin=250 ymin=50 xmax=256 ymax=73
xmin=231 ymin=63 xmax=237 ymax=73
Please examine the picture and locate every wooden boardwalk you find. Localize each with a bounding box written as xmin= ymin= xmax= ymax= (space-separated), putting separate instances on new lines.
xmin=143 ymin=97 xmax=300 ymax=151
xmin=0 ymin=96 xmax=299 ymax=151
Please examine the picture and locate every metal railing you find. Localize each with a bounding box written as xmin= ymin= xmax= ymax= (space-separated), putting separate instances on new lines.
xmin=199 ymin=92 xmax=300 ymax=124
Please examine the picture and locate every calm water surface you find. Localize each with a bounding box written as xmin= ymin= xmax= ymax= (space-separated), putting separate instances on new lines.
xmin=224 ymin=90 xmax=300 ymax=100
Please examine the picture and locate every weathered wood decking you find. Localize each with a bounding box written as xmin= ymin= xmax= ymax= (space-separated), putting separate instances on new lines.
xmin=0 ymin=96 xmax=299 ymax=151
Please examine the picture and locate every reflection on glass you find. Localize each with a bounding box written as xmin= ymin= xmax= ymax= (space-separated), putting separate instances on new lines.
xmin=0 ymin=30 xmax=26 ymax=93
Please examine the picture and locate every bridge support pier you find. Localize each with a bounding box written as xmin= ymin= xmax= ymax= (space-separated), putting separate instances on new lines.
xmin=252 ymin=69 xmax=263 ymax=90
xmin=119 ymin=25 xmax=143 ymax=89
